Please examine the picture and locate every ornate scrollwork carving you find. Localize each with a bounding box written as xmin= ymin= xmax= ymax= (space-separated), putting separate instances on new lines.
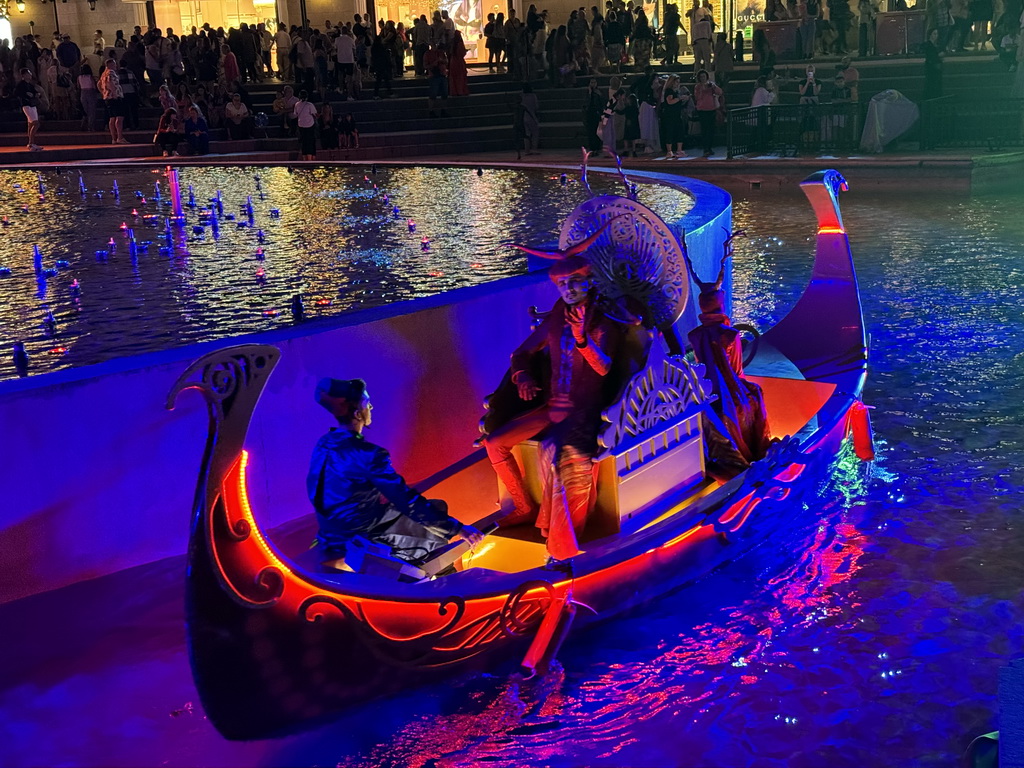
xmin=166 ymin=345 xmax=280 ymax=430
xmin=500 ymin=580 xmax=555 ymax=637
xmin=559 ymin=196 xmax=689 ymax=332
xmin=711 ymin=436 xmax=810 ymax=536
xmin=598 ymin=346 xmax=714 ymax=452
xmin=231 ymin=565 xmax=285 ymax=606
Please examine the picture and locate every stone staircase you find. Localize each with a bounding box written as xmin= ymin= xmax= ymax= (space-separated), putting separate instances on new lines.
xmin=0 ymin=54 xmax=1012 ymax=164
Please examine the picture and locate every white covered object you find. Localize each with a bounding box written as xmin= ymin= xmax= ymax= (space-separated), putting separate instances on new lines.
xmin=859 ymin=89 xmax=920 ymax=153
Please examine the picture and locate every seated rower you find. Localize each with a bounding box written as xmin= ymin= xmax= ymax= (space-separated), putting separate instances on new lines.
xmin=684 ymin=251 xmax=773 ymax=480
xmin=307 ymin=378 xmax=484 ymax=568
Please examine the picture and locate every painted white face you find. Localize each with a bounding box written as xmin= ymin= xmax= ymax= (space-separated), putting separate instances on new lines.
xmin=358 ymin=394 xmax=373 ymax=427
xmin=556 ymin=274 xmax=590 ymax=305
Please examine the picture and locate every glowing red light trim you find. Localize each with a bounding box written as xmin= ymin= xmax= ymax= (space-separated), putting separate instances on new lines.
xmin=818 ymin=226 xmax=846 ymax=235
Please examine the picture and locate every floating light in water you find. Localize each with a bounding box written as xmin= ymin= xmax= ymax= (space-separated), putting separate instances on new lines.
xmin=269 ymin=209 xmax=280 ymax=218
xmin=470 ymin=262 xmax=483 ymax=268
xmin=255 ymin=247 xmax=265 ymax=260
xmin=78 ymin=173 xmax=87 ymax=195
xmin=20 ymin=205 xmax=29 ymax=214
xmin=0 ymin=266 xmax=11 ymax=276
xmin=69 ymin=279 xmax=81 ymax=297
xmin=262 ymin=309 xmax=278 ymax=317
xmin=131 ymin=208 xmax=139 ymax=217
xmin=55 ymin=259 xmax=70 ymax=269
xmin=560 ymin=173 xmax=568 ymax=186
xmin=256 ymin=230 xmax=266 ymax=243
xmin=477 ymin=167 xmax=484 ymax=176
xmin=187 ymin=185 xmax=196 ymax=207
xmin=43 ymin=311 xmax=57 ymax=337
xmin=33 ymin=245 xmax=43 ymax=275
xmin=421 ymin=237 xmax=430 ymax=250
xmin=112 ymin=180 xmax=119 ymax=199
xmin=407 ymin=219 xmax=416 ymax=232
xmin=1 ymin=217 xmax=9 ymax=226
xmin=95 ymin=250 xmax=108 ymax=260
xmin=48 ymin=346 xmax=69 ymax=355
xmin=315 ymin=298 xmax=332 ymax=306
xmin=120 ymin=222 xmax=128 ymax=230
xmin=192 ymin=225 xmax=204 ymax=235
xmin=255 ymin=267 xmax=266 ymax=278
xmin=392 ymin=206 xmax=400 ymax=218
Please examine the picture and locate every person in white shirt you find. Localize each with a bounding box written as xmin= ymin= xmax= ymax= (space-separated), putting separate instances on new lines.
xmin=258 ymin=23 xmax=274 ymax=77
xmin=274 ymin=23 xmax=292 ymax=81
xmin=334 ymin=29 xmax=356 ymax=93
xmin=750 ymin=75 xmax=776 ymax=152
xmin=294 ymin=90 xmax=318 ymax=159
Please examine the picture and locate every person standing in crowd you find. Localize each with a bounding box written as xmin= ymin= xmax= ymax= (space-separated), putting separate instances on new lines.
xmin=632 ymin=9 xmax=654 ymax=69
xmin=78 ymin=63 xmax=102 ymax=132
xmin=690 ymin=1 xmax=714 ymax=73
xmin=713 ymin=31 xmax=734 ymax=87
xmin=15 ymin=69 xmax=44 ymax=151
xmin=220 ymin=43 xmax=240 ymax=88
xmin=519 ymin=81 xmax=541 ymax=154
xmin=98 ymin=58 xmax=128 ymax=144
xmin=449 ymin=30 xmax=470 ymax=96
xmin=693 ymin=68 xmax=722 ymax=157
xmin=145 ymin=29 xmax=171 ymax=88
xmin=800 ymin=0 xmax=819 ymax=57
xmin=294 ymin=89 xmax=318 ymax=159
xmin=923 ymin=27 xmax=944 ymax=98
xmin=663 ymin=3 xmax=682 ymax=65
xmin=334 ymin=27 xmax=356 ymax=95
xmin=93 ymin=30 xmax=106 ymax=57
xmin=412 ymin=15 xmax=430 ymax=75
xmin=275 ymin=23 xmax=292 ymax=81
xmin=660 ymin=75 xmax=688 ymax=158
xmin=370 ymin=35 xmax=394 ymax=98
xmin=56 ymin=34 xmax=82 ymax=76
xmin=583 ymin=77 xmax=605 ymax=152
xmin=424 ymin=41 xmax=449 ymax=117
xmin=294 ymin=34 xmax=316 ymax=95
xmin=858 ymin=0 xmax=878 ymax=56
xmin=258 ymin=23 xmax=274 ymax=77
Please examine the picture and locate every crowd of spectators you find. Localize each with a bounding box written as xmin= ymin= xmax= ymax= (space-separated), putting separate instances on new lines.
xmin=0 ymin=0 xmax=1018 ymax=156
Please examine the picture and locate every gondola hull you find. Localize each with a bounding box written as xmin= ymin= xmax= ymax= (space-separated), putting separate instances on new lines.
xmin=168 ymin=170 xmax=869 ymax=740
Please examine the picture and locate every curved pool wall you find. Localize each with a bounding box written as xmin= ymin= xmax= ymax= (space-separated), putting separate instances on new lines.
xmin=0 ymin=169 xmax=730 ymax=605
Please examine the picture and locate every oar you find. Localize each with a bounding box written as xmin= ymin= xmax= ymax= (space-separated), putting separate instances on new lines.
xmin=418 ymin=508 xmax=507 ymax=577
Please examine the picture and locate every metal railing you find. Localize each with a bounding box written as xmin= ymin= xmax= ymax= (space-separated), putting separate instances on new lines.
xmin=920 ymin=96 xmax=1024 ymax=150
xmin=726 ymin=103 xmax=862 ymax=158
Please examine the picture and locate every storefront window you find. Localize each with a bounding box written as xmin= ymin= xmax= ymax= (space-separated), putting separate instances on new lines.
xmin=153 ymin=0 xmax=278 ymax=34
xmin=376 ymin=0 xmax=486 ymax=60
xmin=0 ymin=16 xmax=12 ymax=46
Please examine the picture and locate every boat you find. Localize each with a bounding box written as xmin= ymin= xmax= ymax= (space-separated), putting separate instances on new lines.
xmin=167 ymin=169 xmax=872 ymax=740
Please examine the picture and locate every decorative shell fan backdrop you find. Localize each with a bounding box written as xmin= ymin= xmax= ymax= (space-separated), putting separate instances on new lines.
xmin=559 ymin=195 xmax=689 ymax=331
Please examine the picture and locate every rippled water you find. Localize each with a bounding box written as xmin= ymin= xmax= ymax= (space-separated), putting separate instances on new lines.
xmin=0 ymin=166 xmax=693 ymax=381
xmin=313 ymin=189 xmax=1024 ymax=768
xmin=2 ymin=182 xmax=1022 ymax=768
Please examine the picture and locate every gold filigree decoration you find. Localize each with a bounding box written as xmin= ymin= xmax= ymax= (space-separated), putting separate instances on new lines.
xmin=559 ymin=195 xmax=689 ymax=331
xmin=598 ymin=346 xmax=713 ymax=452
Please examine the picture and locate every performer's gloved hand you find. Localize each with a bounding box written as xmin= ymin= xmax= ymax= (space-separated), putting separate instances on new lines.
xmin=458 ymin=524 xmax=486 ymax=548
xmin=513 ymin=371 xmax=541 ymax=401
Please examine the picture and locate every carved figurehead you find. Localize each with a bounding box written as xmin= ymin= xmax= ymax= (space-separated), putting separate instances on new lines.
xmin=682 ymin=235 xmax=773 ymax=480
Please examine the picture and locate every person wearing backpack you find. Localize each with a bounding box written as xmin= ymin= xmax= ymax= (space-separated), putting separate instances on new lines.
xmin=424 ymin=41 xmax=449 ymax=117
